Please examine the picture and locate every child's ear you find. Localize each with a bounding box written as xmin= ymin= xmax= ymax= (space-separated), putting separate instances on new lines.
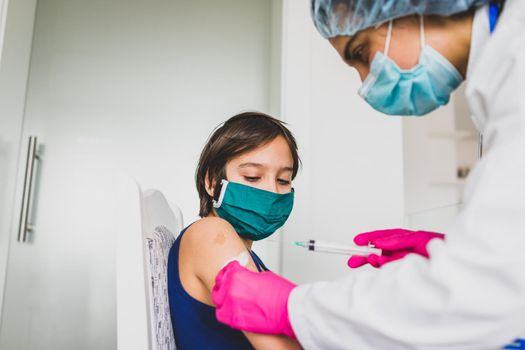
xmin=204 ymin=172 xmax=216 ymax=198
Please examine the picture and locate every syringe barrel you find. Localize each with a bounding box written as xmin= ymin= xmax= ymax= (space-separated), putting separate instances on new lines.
xmin=310 ymin=240 xmax=382 ymax=256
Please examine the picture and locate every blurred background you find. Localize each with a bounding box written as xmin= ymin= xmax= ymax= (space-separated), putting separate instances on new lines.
xmin=0 ymin=0 xmax=478 ymax=348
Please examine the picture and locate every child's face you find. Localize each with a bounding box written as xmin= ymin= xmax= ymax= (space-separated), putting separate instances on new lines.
xmin=225 ymin=136 xmax=294 ymax=194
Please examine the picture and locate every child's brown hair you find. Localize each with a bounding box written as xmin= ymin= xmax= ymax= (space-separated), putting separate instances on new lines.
xmin=196 ymin=111 xmax=300 ymax=217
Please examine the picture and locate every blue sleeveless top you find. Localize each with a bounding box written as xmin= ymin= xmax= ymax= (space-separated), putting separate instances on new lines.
xmin=167 ymin=226 xmax=268 ymax=350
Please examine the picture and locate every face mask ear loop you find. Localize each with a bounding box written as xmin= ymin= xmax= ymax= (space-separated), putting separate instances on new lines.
xmin=419 ymin=15 xmax=426 ymax=49
xmin=384 ymin=20 xmax=393 ymax=57
xmin=213 ymin=179 xmax=229 ymax=208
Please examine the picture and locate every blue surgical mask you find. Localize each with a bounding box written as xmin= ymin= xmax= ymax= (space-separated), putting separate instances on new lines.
xmin=358 ymin=16 xmax=463 ymax=116
xmin=213 ymin=180 xmax=294 ymax=241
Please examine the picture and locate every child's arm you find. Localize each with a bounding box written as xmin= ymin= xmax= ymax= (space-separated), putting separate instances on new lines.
xmin=183 ymin=217 xmax=302 ymax=350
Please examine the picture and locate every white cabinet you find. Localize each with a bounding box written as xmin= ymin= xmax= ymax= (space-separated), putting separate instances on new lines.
xmin=402 ymin=85 xmax=479 ymax=233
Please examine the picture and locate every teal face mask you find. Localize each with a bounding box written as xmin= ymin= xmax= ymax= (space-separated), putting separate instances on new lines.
xmin=213 ymin=179 xmax=294 ymax=241
xmin=358 ymin=16 xmax=463 ymax=116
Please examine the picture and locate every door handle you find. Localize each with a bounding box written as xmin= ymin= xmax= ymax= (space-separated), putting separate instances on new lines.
xmin=17 ymin=136 xmax=40 ymax=243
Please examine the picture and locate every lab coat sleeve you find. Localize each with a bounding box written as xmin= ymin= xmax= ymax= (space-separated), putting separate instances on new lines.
xmin=288 ymin=1 xmax=525 ymax=349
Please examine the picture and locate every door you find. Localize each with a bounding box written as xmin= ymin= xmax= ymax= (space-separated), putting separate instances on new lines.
xmin=0 ymin=0 xmax=38 ymax=321
xmin=0 ymin=0 xmax=276 ymax=349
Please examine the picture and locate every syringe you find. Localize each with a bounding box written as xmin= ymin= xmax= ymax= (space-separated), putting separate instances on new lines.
xmin=293 ymin=240 xmax=382 ymax=256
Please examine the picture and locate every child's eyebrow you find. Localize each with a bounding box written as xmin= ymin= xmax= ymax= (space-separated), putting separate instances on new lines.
xmin=238 ymin=162 xmax=264 ymax=169
xmin=238 ymin=163 xmax=293 ymax=173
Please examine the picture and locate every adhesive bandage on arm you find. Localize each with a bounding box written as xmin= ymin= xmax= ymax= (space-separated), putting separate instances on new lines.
xmin=221 ymin=251 xmax=250 ymax=269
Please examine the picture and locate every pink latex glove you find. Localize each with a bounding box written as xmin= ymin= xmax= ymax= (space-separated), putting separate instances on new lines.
xmin=212 ymin=261 xmax=297 ymax=339
xmin=347 ymin=228 xmax=445 ymax=268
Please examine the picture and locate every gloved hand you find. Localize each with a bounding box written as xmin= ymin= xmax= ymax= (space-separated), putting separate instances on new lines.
xmin=212 ymin=261 xmax=297 ymax=338
xmin=347 ymin=228 xmax=445 ymax=268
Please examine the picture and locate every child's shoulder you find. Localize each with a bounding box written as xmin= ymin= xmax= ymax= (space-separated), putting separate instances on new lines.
xmin=188 ymin=216 xmax=233 ymax=230
xmin=184 ymin=216 xmax=235 ymax=239
xmin=182 ymin=216 xmax=243 ymax=253
xmin=181 ymin=216 xmax=253 ymax=287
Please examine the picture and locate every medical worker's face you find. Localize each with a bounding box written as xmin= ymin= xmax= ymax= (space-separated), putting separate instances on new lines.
xmin=329 ymin=16 xmax=422 ymax=81
xmin=224 ymin=136 xmax=294 ymax=195
xmin=328 ymin=14 xmax=471 ymax=81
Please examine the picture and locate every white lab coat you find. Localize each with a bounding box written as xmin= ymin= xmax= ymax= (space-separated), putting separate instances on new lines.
xmin=288 ymin=1 xmax=525 ymax=349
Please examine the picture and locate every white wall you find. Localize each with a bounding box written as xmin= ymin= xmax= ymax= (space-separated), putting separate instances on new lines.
xmin=250 ymin=0 xmax=285 ymax=270
xmin=279 ymin=0 xmax=406 ymax=284
xmin=19 ymin=0 xmax=273 ymax=225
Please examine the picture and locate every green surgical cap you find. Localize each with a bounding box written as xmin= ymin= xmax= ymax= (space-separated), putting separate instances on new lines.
xmin=311 ymin=0 xmax=488 ymax=38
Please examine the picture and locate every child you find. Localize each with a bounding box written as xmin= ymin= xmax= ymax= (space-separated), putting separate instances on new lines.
xmin=168 ymin=112 xmax=302 ymax=349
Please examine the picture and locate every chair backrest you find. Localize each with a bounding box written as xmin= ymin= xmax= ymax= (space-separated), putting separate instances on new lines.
xmin=116 ymin=175 xmax=183 ymax=350
xmin=142 ymin=189 xmax=183 ymax=350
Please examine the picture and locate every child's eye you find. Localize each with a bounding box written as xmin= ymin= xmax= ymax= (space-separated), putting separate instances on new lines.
xmin=243 ymin=176 xmax=260 ymax=182
xmin=278 ymin=179 xmax=291 ymax=186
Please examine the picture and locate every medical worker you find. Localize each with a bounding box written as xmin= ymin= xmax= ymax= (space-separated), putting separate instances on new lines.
xmin=212 ymin=0 xmax=525 ymax=348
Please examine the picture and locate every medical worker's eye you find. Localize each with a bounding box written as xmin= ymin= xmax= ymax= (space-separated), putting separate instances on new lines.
xmin=243 ymin=176 xmax=260 ymax=182
xmin=343 ymin=32 xmax=370 ymax=66
xmin=347 ymin=44 xmax=369 ymax=65
xmin=349 ymin=45 xmax=363 ymax=61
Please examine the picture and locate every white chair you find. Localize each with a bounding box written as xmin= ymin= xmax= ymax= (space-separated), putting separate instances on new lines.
xmin=116 ymin=175 xmax=183 ymax=350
